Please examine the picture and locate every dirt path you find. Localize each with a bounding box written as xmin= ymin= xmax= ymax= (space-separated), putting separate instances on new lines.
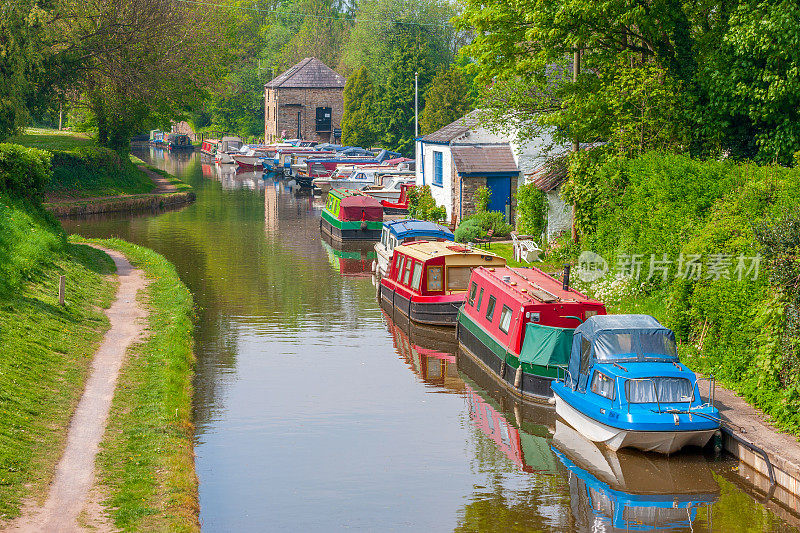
xmin=7 ymin=247 xmax=148 ymax=533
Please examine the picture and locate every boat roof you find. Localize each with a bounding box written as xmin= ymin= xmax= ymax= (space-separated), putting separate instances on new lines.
xmin=221 ymin=136 xmax=242 ymax=141
xmin=575 ymin=314 xmax=669 ymax=340
xmin=394 ymin=241 xmax=505 ymax=264
xmin=385 ymin=219 xmax=454 ymax=240
xmin=203 ymin=138 xmax=220 ymax=144
xmin=329 ymin=188 xmax=382 ymax=207
xmin=475 ymin=266 xmax=596 ymax=304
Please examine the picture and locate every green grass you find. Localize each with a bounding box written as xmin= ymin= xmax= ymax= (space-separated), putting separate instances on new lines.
xmin=7 ymin=128 xmax=95 ymax=151
xmin=0 ymin=242 xmax=117 ymax=519
xmin=130 ymin=156 xmax=193 ymax=193
xmin=72 ymin=237 xmax=198 ymax=532
xmin=487 ymin=242 xmax=563 ymax=272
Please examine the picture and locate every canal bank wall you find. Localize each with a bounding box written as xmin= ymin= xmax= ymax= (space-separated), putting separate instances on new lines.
xmin=45 ymin=190 xmax=195 ymax=218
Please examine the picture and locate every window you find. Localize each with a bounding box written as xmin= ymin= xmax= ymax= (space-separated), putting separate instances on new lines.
xmin=468 ymin=282 xmax=478 ymax=306
xmin=427 ymin=266 xmax=443 ymax=291
xmin=381 ymin=230 xmax=388 ymax=248
xmin=498 ymin=305 xmax=513 ymax=333
xmin=626 ymin=377 xmax=693 ymax=404
xmin=315 ymin=107 xmax=332 ymax=132
xmin=433 ymin=151 xmax=443 ymax=187
xmin=476 ymin=288 xmax=484 ymax=311
xmin=594 ymin=333 xmax=635 ymax=361
xmin=591 ymin=371 xmax=616 ymax=400
xmin=396 ymin=256 xmax=406 ymax=278
xmin=402 ymin=260 xmax=413 ymax=285
xmin=485 ymin=295 xmax=497 ymax=321
xmin=411 ymin=262 xmax=423 ymax=291
xmin=446 ymin=266 xmax=472 ymax=291
xmin=579 ymin=336 xmax=592 ymax=376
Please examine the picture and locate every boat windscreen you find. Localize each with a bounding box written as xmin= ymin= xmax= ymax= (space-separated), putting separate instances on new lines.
xmin=594 ymin=333 xmax=635 ymax=361
xmin=625 ymin=377 xmax=693 ymax=403
xmin=594 ymin=330 xmax=678 ymax=362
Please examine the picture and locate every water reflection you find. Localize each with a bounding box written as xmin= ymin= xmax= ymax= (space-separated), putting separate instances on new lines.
xmin=60 ymin=150 xmax=797 ymax=532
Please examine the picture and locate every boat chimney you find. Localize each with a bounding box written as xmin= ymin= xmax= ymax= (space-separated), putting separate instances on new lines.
xmin=502 ymin=275 xmax=511 ymax=283
xmin=562 ymin=265 xmax=571 ymax=292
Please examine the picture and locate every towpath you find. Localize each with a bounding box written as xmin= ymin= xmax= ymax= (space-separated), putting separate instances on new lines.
xmin=6 ymin=246 xmax=148 ymax=532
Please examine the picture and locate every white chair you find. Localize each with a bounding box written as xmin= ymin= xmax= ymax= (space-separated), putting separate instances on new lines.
xmin=511 ymin=232 xmax=543 ymax=263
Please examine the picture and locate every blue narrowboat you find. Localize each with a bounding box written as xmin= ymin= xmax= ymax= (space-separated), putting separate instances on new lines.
xmin=552 ymin=315 xmax=720 ymax=454
xmin=373 ymin=219 xmax=454 ymax=277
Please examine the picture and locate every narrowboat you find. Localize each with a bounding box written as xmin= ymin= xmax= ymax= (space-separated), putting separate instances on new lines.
xmin=200 ymin=138 xmax=220 ymax=156
xmin=552 ymin=419 xmax=719 ymax=530
xmin=374 ymin=219 xmax=454 ymax=277
xmin=166 ymin=133 xmax=193 ymax=150
xmin=457 ymin=266 xmax=606 ymax=401
xmin=552 ymin=314 xmax=720 ymax=454
xmin=149 ymin=129 xmax=165 ymax=145
xmin=378 ymin=183 xmax=414 ymax=215
xmin=319 ymin=188 xmax=383 ymax=242
xmin=380 ymin=242 xmax=506 ymax=326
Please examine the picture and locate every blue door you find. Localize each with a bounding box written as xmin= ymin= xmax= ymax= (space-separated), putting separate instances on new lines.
xmin=486 ymin=176 xmax=511 ymax=214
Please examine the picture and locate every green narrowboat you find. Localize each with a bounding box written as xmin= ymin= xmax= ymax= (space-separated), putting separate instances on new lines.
xmin=320 ymin=188 xmax=383 ymax=242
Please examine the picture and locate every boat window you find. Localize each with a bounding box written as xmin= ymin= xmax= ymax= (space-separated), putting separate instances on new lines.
xmin=396 ymin=256 xmax=406 ymax=278
xmin=427 ymin=266 xmax=443 ymax=291
xmin=446 ymin=266 xmax=472 ymax=291
xmin=626 ymin=377 xmax=693 ymax=404
xmin=579 ymin=336 xmax=592 ymax=376
xmin=402 ymin=260 xmax=413 ymax=285
xmin=639 ymin=330 xmax=679 ymax=361
xmin=476 ymin=288 xmax=484 ymax=311
xmin=498 ymin=305 xmax=513 ymax=333
xmin=594 ymin=333 xmax=635 ymax=361
xmin=468 ymin=282 xmax=478 ymax=306
xmin=485 ymin=296 xmax=497 ymax=322
xmin=411 ymin=262 xmax=423 ymax=291
xmin=590 ymin=371 xmax=616 ymax=400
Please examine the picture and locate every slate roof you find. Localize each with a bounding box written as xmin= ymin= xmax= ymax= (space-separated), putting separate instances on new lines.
xmin=265 ymin=57 xmax=346 ymax=89
xmin=451 ymin=144 xmax=519 ymax=175
xmin=528 ymin=155 xmax=569 ymax=192
xmin=419 ymin=110 xmax=481 ymax=143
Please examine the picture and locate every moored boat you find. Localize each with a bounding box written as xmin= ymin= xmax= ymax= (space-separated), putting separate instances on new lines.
xmin=166 ymin=133 xmax=193 ymax=150
xmin=319 ymin=188 xmax=383 ymax=242
xmin=374 ymin=219 xmax=454 ymax=277
xmin=457 ymin=266 xmax=606 ymax=401
xmin=200 ymin=138 xmax=220 ymax=156
xmin=380 ymin=242 xmax=506 ymax=326
xmin=214 ymin=136 xmax=243 ymax=163
xmin=361 ymin=174 xmax=416 ymax=202
xmin=552 ymin=314 xmax=720 ymax=454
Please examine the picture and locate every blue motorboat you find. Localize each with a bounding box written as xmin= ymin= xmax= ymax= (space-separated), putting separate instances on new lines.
xmin=552 ymin=419 xmax=719 ymax=530
xmin=552 ymin=315 xmax=720 ymax=454
xmin=373 ymin=219 xmax=454 ymax=277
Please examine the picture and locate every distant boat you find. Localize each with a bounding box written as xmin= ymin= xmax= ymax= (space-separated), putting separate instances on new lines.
xmin=166 ymin=133 xmax=193 ymax=150
xmin=373 ymin=219 xmax=454 ymax=277
xmin=380 ymin=241 xmax=505 ymax=326
xmin=200 ymin=138 xmax=220 ymax=156
xmin=552 ymin=314 xmax=720 ymax=454
xmin=361 ymin=175 xmax=416 ymax=203
xmin=319 ymin=188 xmax=383 ymax=242
xmin=457 ymin=266 xmax=605 ymax=401
xmin=214 ymin=136 xmax=243 ymax=164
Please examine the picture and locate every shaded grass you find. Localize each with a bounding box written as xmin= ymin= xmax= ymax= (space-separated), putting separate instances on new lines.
xmin=0 ymin=243 xmax=117 ymax=519
xmin=129 ymin=155 xmax=193 ymax=192
xmin=72 ymin=237 xmax=198 ymax=532
xmin=7 ymin=128 xmax=95 ymax=152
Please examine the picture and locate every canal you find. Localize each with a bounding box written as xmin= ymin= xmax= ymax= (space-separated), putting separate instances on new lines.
xmin=64 ymin=150 xmax=799 ymax=532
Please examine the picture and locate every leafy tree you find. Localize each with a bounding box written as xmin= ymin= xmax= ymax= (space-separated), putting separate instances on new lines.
xmin=341 ymin=67 xmax=378 ymax=148
xmin=419 ymin=65 xmax=473 ymax=134
xmin=375 ymin=24 xmax=438 ymax=155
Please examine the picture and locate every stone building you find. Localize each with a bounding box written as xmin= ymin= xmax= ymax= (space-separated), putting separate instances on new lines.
xmin=264 ymin=57 xmax=346 ymax=143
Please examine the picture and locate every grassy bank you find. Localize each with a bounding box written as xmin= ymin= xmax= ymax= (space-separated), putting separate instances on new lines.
xmin=0 ymin=215 xmax=117 ymax=518
xmin=72 ymin=237 xmax=198 ymax=531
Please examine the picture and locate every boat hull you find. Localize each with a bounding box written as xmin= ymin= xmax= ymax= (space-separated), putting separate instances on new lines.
xmin=379 ymin=282 xmax=461 ymax=326
xmin=457 ymin=316 xmax=557 ymax=402
xmin=553 ymin=390 xmax=716 ymax=454
xmin=320 ymin=217 xmax=381 ymax=242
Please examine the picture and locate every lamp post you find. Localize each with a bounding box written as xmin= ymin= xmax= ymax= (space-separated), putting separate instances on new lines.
xmin=414 ymin=71 xmax=419 ymax=137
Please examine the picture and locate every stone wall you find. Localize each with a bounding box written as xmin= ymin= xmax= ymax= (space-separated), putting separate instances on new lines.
xmin=265 ymin=86 xmax=344 ymax=143
xmin=453 ymin=174 xmax=517 ymax=225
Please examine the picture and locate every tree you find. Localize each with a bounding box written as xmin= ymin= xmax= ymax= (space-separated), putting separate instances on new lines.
xmin=375 ymin=24 xmax=438 ymax=155
xmin=341 ymin=67 xmax=378 ymax=148
xmin=420 ymin=65 xmax=473 ymax=134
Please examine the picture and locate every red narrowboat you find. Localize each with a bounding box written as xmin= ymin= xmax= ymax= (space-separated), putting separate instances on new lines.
xmin=457 ymin=266 xmax=606 ymax=401
xmin=380 ymin=242 xmax=506 ymax=326
xmin=200 ymin=138 xmax=220 ymax=156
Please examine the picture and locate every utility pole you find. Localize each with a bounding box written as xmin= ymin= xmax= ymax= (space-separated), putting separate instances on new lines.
xmin=414 ymin=72 xmax=419 ymax=138
xmin=571 ymin=48 xmax=581 ymax=243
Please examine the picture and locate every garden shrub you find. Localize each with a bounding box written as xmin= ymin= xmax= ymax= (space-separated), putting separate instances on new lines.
xmin=515 ymin=183 xmax=547 ymax=239
xmin=0 ymin=143 xmax=52 ymax=201
xmin=408 ymin=185 xmax=447 ymax=222
xmin=454 ymin=218 xmax=484 ymax=242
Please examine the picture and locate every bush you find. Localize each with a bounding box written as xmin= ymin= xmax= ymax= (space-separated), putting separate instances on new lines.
xmin=0 ymin=143 xmax=52 ymax=201
xmin=408 ymin=185 xmax=447 ymax=222
xmin=474 ymin=185 xmax=490 ymax=212
xmin=454 ymin=218 xmax=484 ymax=242
xmin=48 ymin=147 xmax=155 ymax=198
xmin=515 ymin=183 xmax=547 ymax=239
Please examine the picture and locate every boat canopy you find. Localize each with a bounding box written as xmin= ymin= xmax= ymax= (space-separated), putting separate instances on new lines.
xmin=386 ymin=219 xmax=454 ymax=241
xmin=337 ymin=190 xmax=383 ymax=221
xmin=567 ymin=314 xmax=678 ymax=388
xmin=519 ymin=323 xmax=575 ymax=366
